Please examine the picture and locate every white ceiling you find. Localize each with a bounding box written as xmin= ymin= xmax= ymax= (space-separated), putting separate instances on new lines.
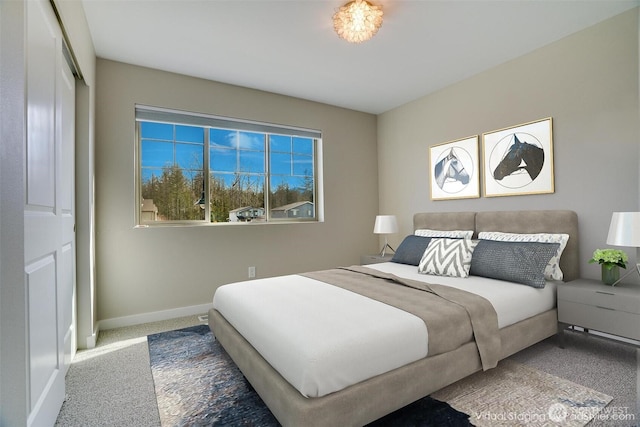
xmin=81 ymin=0 xmax=639 ymax=114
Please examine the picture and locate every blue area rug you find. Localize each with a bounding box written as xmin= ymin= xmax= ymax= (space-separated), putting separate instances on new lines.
xmin=148 ymin=324 xmax=473 ymax=426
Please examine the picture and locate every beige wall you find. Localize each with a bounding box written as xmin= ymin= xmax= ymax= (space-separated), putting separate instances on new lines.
xmin=95 ymin=60 xmax=378 ymax=321
xmin=96 ymin=8 xmax=638 ymax=322
xmin=378 ymin=9 xmax=640 ymax=281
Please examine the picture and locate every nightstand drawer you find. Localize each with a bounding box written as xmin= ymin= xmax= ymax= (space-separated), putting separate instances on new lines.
xmin=557 ymin=284 xmax=640 ymax=315
xmin=558 ymin=300 xmax=640 ymax=341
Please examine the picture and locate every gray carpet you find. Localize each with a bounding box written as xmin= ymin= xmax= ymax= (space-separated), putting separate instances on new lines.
xmin=56 ymin=316 xmax=639 ymax=426
xmin=510 ymin=330 xmax=639 ymax=427
xmin=55 ymin=315 xmax=205 ymax=427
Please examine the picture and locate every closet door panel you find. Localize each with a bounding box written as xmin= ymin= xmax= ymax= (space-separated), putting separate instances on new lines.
xmin=24 ymin=0 xmax=76 ymax=424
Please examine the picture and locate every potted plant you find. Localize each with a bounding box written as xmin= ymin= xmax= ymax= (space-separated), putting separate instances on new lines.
xmin=588 ymin=248 xmax=628 ymax=285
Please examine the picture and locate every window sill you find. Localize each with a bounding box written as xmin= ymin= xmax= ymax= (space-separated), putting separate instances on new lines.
xmin=135 ymin=219 xmax=321 ymax=229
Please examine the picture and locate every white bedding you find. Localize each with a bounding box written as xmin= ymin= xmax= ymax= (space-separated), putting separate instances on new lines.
xmin=212 ymin=263 xmax=557 ymax=398
xmin=367 ymin=262 xmax=557 ymax=329
xmin=213 ymin=274 xmax=428 ymax=398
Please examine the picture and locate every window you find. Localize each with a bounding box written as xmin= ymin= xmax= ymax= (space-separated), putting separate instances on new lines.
xmin=136 ymin=106 xmax=322 ymax=224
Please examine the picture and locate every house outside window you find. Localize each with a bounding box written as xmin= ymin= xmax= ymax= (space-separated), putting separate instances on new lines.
xmin=136 ymin=106 xmax=322 ymax=225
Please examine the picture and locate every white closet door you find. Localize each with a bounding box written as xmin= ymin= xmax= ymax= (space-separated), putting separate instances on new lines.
xmin=59 ymin=44 xmax=77 ymax=376
xmin=24 ymin=0 xmax=76 ymax=425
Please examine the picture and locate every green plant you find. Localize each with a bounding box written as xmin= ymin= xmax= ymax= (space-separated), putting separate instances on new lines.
xmin=588 ymin=248 xmax=628 ymax=270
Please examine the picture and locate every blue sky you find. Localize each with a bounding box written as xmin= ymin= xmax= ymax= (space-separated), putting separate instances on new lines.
xmin=140 ymin=121 xmax=313 ymax=189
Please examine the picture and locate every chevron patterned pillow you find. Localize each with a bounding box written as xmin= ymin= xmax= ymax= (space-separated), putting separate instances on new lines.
xmin=418 ymin=238 xmax=478 ymax=278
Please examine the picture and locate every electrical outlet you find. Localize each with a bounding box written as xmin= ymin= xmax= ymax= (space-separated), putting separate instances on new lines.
xmin=248 ymin=266 xmax=256 ymax=278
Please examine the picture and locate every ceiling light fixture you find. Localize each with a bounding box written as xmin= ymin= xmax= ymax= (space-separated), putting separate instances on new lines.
xmin=333 ymin=0 xmax=383 ymax=44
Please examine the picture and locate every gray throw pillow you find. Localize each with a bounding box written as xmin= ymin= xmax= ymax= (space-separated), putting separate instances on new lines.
xmin=391 ymin=235 xmax=432 ymax=266
xmin=470 ymin=240 xmax=560 ymax=288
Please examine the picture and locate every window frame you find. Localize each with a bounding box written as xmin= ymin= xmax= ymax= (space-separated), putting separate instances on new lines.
xmin=135 ymin=105 xmax=322 ymax=226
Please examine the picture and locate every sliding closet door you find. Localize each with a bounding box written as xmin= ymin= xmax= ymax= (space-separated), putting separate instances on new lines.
xmin=24 ymin=0 xmax=76 ymax=424
xmin=58 ymin=42 xmax=77 ymax=375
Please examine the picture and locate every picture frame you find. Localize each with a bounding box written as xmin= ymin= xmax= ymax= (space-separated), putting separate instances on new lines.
xmin=482 ymin=117 xmax=554 ymax=197
xmin=429 ymin=135 xmax=480 ymax=201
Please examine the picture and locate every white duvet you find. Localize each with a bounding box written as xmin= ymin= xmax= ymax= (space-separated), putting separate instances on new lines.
xmin=212 ymin=262 xmax=557 ymax=398
xmin=368 ymin=262 xmax=557 ymax=329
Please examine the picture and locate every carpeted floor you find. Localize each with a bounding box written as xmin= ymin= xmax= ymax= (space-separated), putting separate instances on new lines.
xmin=148 ymin=325 xmax=619 ymax=427
xmin=510 ymin=330 xmax=639 ymax=427
xmin=432 ymin=360 xmax=611 ymax=427
xmin=55 ymin=315 xmax=206 ymax=427
xmin=55 ymin=315 xmax=639 ymax=427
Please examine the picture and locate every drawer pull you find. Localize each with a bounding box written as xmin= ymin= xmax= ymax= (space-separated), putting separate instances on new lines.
xmin=595 ymin=305 xmax=615 ymax=311
xmin=595 ymin=291 xmax=614 ymax=295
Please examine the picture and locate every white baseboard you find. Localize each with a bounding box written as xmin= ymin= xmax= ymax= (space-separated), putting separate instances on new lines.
xmin=85 ymin=325 xmax=99 ymax=349
xmin=98 ymin=303 xmax=212 ymax=331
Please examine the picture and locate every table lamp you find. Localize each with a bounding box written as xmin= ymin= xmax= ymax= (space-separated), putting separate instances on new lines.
xmin=606 ymin=212 xmax=640 ymax=286
xmin=373 ymin=215 xmax=398 ymax=257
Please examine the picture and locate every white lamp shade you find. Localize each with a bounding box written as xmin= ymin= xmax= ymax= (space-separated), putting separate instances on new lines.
xmin=606 ymin=212 xmax=640 ymax=247
xmin=373 ymin=215 xmax=398 ymax=234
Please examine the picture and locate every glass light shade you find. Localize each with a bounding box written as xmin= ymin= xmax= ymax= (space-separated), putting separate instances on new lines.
xmin=333 ymin=0 xmax=383 ymax=44
xmin=606 ymin=212 xmax=640 ymax=247
xmin=373 ymin=215 xmax=398 ymax=234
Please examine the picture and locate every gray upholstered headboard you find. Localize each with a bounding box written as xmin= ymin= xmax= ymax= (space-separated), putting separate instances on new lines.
xmin=413 ymin=210 xmax=579 ymax=282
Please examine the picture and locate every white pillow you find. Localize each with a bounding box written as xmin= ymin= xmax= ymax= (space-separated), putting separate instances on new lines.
xmin=414 ymin=229 xmax=474 ymax=239
xmin=418 ymin=238 xmax=478 ymax=278
xmin=477 ymin=232 xmax=569 ymax=281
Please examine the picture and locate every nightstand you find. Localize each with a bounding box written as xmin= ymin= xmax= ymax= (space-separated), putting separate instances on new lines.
xmin=557 ymin=278 xmax=640 ymax=344
xmin=360 ymin=254 xmax=394 ymax=265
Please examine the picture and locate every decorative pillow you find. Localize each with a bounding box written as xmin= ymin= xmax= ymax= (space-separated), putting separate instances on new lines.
xmin=470 ymin=240 xmax=560 ymax=288
xmin=418 ymin=238 xmax=478 ymax=278
xmin=414 ymin=229 xmax=474 ymax=239
xmin=477 ymin=232 xmax=569 ymax=281
xmin=391 ymin=235 xmax=432 ymax=266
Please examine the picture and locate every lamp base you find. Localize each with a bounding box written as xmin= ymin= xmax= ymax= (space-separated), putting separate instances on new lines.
xmin=610 ymin=263 xmax=640 ymax=286
xmin=379 ymin=243 xmax=395 ymax=257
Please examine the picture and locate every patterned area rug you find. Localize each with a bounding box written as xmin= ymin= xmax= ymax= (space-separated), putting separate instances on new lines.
xmin=148 ymin=325 xmax=472 ymax=426
xmin=432 ymin=360 xmax=613 ymax=427
xmin=148 ymin=325 xmax=613 ymax=427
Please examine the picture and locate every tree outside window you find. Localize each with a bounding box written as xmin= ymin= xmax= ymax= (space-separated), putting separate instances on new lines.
xmin=137 ymin=110 xmax=320 ymax=224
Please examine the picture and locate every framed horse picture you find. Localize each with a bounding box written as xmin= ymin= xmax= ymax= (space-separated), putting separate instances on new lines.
xmin=482 ymin=118 xmax=554 ymax=197
xmin=429 ymin=135 xmax=480 ymax=201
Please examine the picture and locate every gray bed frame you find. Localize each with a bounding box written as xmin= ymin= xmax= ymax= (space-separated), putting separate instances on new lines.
xmin=208 ymin=210 xmax=579 ymax=426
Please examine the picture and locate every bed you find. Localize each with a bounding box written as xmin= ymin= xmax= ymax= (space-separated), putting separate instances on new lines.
xmin=208 ymin=210 xmax=579 ymax=426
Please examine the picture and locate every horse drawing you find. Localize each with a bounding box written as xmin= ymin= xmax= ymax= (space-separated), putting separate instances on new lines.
xmin=434 ymin=148 xmax=469 ymax=190
xmin=493 ymin=135 xmax=544 ymax=182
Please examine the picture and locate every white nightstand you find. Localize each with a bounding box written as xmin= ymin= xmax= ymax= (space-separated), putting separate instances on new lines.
xmin=557 ymin=278 xmax=640 ymax=344
xmin=360 ymin=254 xmax=394 ymax=265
